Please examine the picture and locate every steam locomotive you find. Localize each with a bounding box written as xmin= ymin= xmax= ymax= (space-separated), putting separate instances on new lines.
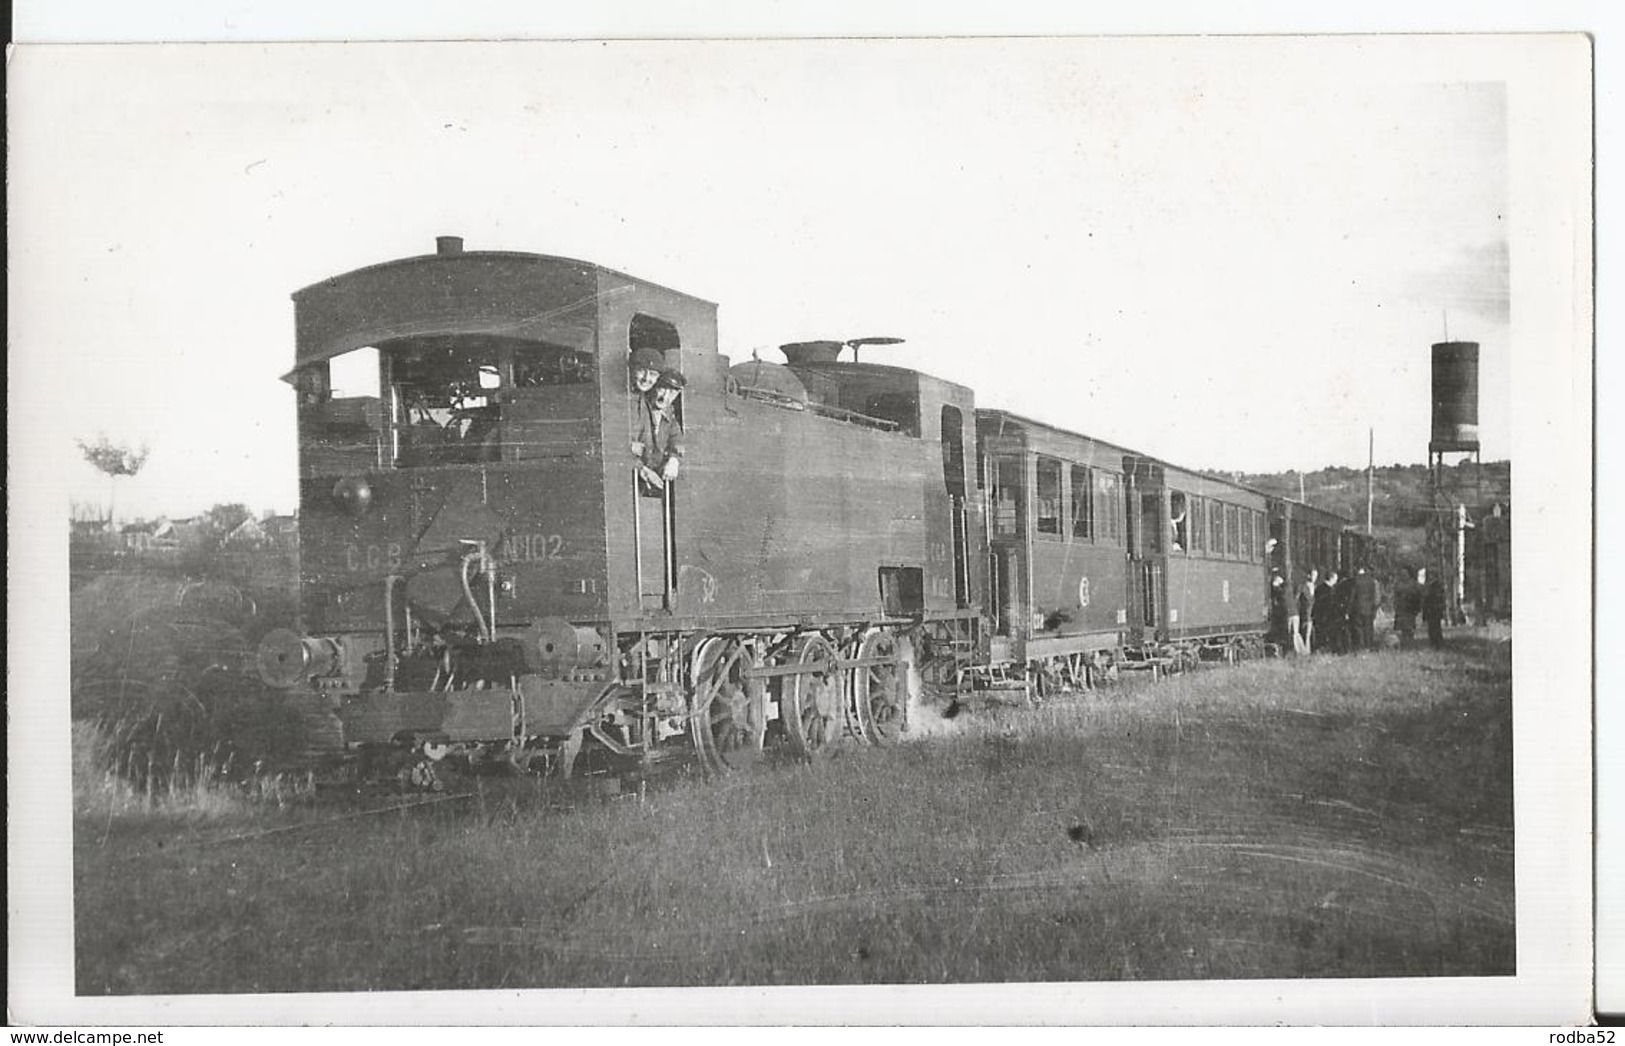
xmin=258 ymin=237 xmax=1369 ymax=778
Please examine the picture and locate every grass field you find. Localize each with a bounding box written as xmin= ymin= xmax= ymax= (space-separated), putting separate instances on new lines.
xmin=73 ymin=629 xmax=1513 ymax=994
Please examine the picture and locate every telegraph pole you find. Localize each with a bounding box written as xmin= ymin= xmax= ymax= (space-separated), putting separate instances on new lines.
xmin=1366 ymin=427 xmax=1374 ymax=535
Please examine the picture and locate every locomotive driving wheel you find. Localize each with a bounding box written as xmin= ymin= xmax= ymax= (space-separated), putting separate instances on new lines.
xmin=688 ymin=637 xmax=767 ymax=774
xmin=780 ymin=634 xmax=845 ymax=759
xmin=850 ymin=629 xmax=907 ymax=745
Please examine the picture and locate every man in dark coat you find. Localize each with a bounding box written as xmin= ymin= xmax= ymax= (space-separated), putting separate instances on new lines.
xmin=1420 ymin=568 xmax=1447 ymax=650
xmin=632 ymin=369 xmax=686 ymax=493
xmin=1312 ymin=570 xmax=1345 ymax=654
xmin=1392 ymin=567 xmax=1419 ymax=646
xmin=1350 ymin=566 xmax=1379 ymax=651
xmin=1267 ymin=571 xmax=1294 ymax=653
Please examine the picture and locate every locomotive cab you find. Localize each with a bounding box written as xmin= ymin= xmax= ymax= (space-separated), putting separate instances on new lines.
xmin=271 ymin=237 xmax=721 ymax=769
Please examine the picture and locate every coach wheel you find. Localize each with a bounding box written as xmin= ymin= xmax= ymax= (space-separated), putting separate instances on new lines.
xmin=689 ymin=637 xmax=767 ymax=774
xmin=781 ymin=634 xmax=844 ymax=759
xmin=851 ymin=630 xmax=906 ymax=745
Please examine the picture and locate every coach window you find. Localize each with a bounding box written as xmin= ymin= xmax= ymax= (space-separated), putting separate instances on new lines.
xmin=1225 ymin=504 xmax=1241 ymax=558
xmin=1099 ymin=471 xmax=1122 ymax=544
xmin=1070 ymin=464 xmax=1094 ymax=539
xmin=1036 ymin=457 xmax=1062 ymax=536
xmin=991 ymin=458 xmax=1022 ymax=537
xmin=1187 ymin=496 xmax=1204 ymax=554
xmin=1169 ymin=491 xmax=1189 ymax=552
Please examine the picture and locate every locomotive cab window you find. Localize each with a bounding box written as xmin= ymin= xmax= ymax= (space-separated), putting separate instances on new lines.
xmin=295 ymin=347 xmax=385 ymax=471
xmin=380 ymin=335 xmax=597 ymax=468
xmin=629 ymin=314 xmax=680 ymax=358
xmin=391 ymin=345 xmax=503 ymax=467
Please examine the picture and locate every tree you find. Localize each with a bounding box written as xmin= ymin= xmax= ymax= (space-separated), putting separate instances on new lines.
xmin=76 ymin=434 xmax=149 ymax=524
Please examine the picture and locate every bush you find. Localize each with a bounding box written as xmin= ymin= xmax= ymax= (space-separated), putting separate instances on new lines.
xmin=71 ymin=571 xmax=309 ymax=790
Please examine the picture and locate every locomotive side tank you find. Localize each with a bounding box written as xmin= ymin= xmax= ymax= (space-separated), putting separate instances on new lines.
xmin=263 ymin=238 xmax=983 ymax=775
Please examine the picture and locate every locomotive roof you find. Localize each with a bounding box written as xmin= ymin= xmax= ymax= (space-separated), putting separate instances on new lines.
xmin=290 ymin=248 xmax=717 ymax=371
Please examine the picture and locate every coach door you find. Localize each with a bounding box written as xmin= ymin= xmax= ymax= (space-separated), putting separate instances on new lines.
xmin=987 ymin=453 xmax=1026 ymax=638
xmin=1125 ymin=474 xmax=1166 ymax=642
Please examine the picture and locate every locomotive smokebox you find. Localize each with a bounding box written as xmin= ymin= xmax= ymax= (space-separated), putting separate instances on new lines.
xmin=1429 ymin=341 xmax=1480 ymax=453
xmin=435 ymin=235 xmax=464 ymax=255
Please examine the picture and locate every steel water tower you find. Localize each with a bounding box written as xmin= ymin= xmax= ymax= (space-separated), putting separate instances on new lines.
xmin=1426 ymin=341 xmax=1482 ymax=623
xmin=1428 ymin=341 xmax=1480 ymax=477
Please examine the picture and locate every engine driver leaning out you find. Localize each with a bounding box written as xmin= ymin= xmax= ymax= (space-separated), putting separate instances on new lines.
xmin=633 ymin=368 xmax=686 ymax=492
xmin=629 ymin=346 xmax=663 ymax=396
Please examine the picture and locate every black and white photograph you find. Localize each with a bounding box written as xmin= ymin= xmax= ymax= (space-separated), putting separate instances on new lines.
xmin=7 ymin=23 xmax=1596 ymax=1028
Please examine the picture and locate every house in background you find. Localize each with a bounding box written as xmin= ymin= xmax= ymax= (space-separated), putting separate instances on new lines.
xmin=221 ymin=516 xmax=268 ymax=550
xmin=120 ymin=517 xmax=209 ymax=554
xmin=221 ymin=513 xmax=299 ymax=552
xmin=121 ymin=517 xmax=176 ymax=552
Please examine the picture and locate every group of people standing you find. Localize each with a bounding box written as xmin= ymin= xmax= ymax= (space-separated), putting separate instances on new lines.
xmin=1268 ymin=562 xmax=1448 ymax=654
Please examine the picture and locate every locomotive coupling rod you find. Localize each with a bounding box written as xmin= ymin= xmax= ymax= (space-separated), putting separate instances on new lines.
xmin=744 ymin=654 xmax=899 ymax=680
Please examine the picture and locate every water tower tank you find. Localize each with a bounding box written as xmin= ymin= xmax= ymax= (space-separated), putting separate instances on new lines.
xmin=1429 ymin=341 xmax=1480 ymax=453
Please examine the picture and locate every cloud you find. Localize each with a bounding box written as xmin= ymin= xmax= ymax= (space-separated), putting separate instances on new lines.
xmin=1396 ymin=239 xmax=1511 ymax=325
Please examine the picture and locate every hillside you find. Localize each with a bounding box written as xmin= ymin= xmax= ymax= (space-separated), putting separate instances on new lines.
xmin=1220 ymin=460 xmax=1510 ymax=571
xmin=1215 ymin=460 xmax=1509 ymax=529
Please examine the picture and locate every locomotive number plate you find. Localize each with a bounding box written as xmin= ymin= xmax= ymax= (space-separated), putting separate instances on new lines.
xmin=502 ymin=533 xmax=567 ymax=563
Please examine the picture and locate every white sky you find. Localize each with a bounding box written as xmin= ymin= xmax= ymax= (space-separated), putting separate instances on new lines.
xmin=4 ymin=16 xmax=1601 ymax=1029
xmin=12 ymin=37 xmax=1517 ymax=522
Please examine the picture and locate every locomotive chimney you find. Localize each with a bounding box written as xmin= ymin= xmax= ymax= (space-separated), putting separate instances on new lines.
xmin=436 ymin=235 xmax=465 ymax=256
xmin=780 ymin=340 xmax=845 ymax=366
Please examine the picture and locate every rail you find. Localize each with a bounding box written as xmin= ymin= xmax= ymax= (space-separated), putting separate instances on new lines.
xmin=727 ymin=380 xmax=901 ymax=432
